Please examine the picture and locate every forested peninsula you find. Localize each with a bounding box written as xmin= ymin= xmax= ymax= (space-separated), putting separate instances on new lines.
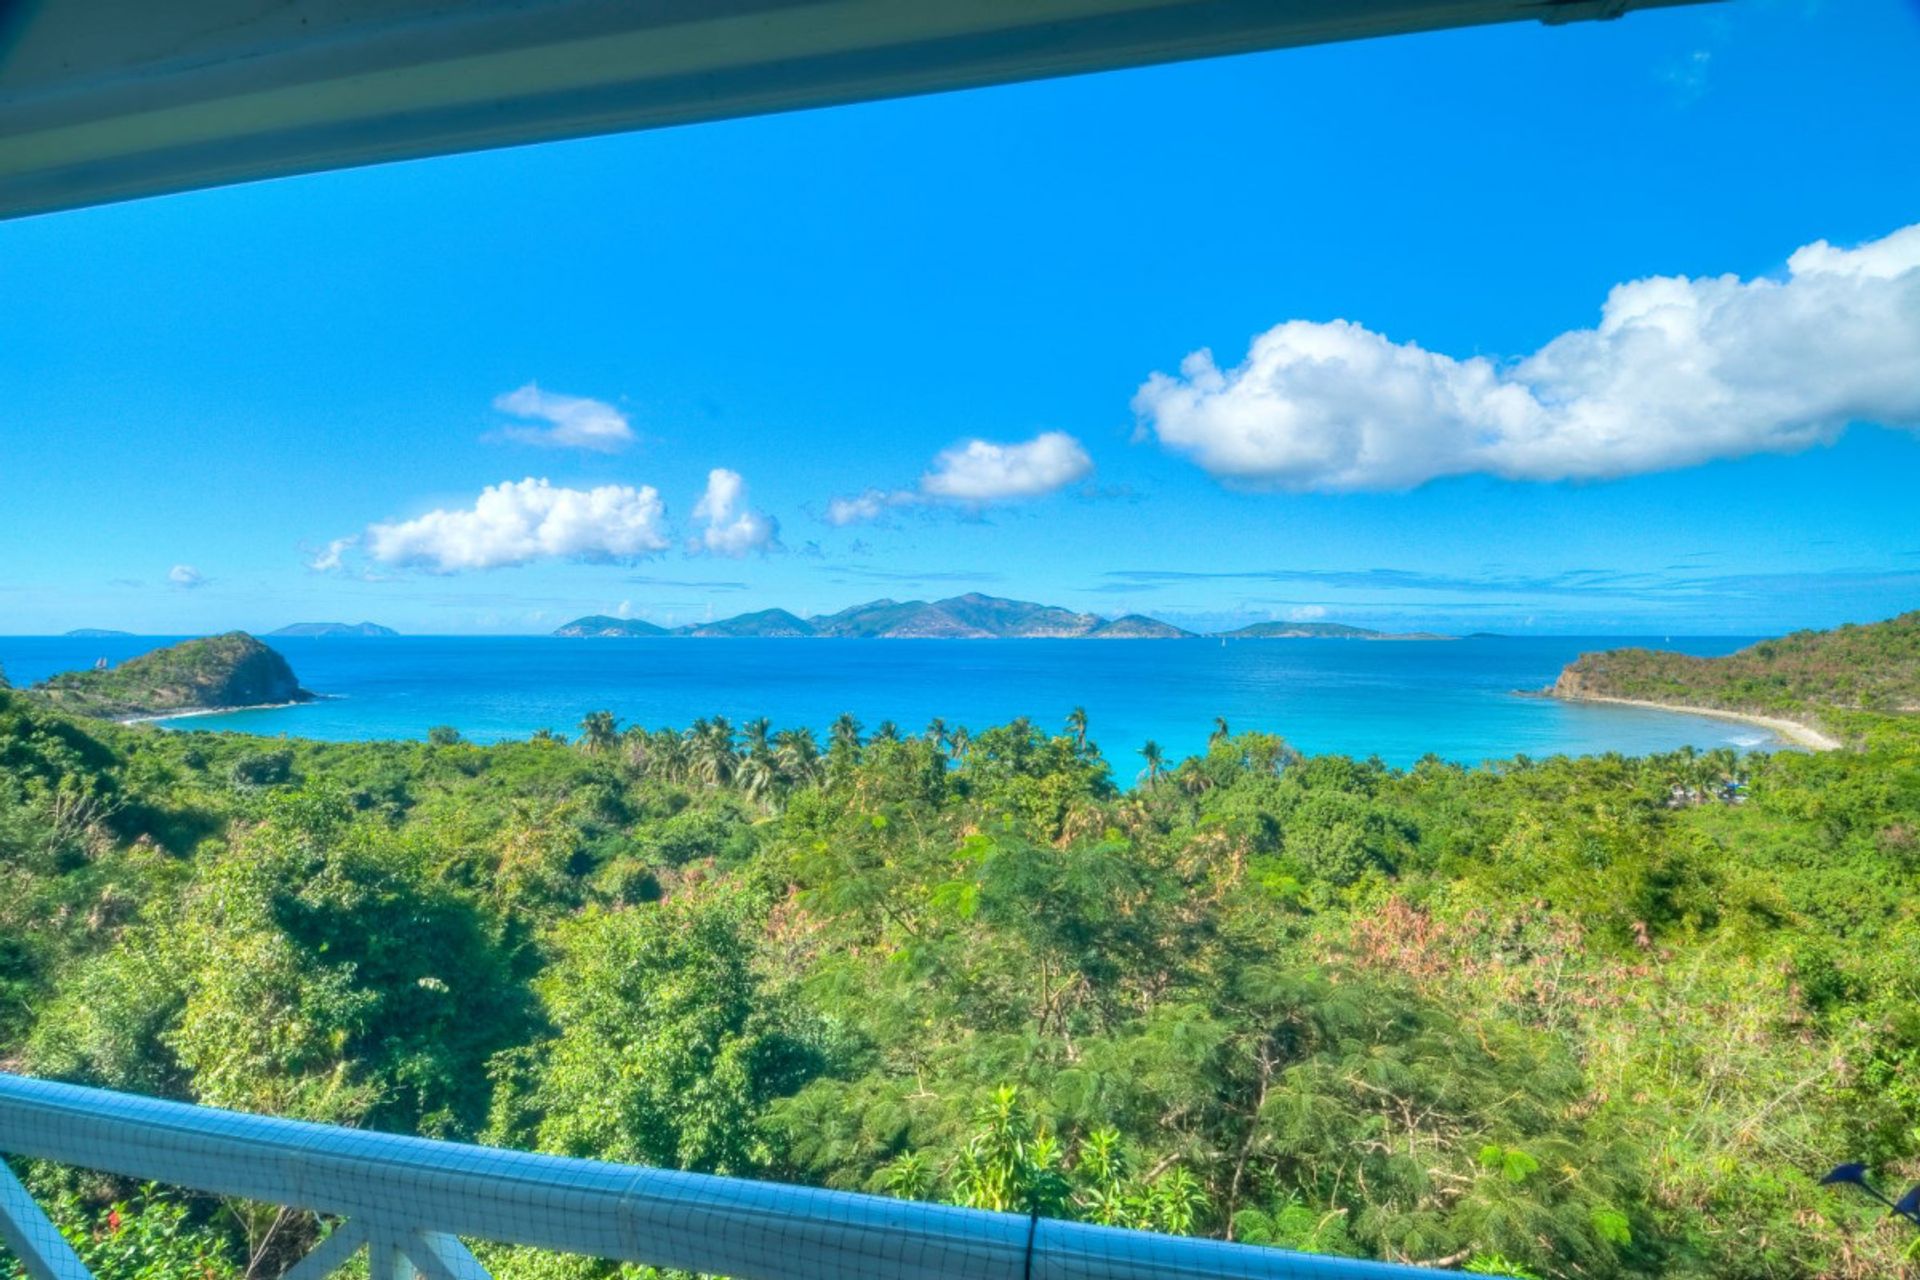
xmin=3 ymin=611 xmax=1919 ymax=1278
xmin=24 ymin=632 xmax=312 ymax=720
xmin=1552 ymin=612 xmax=1920 ymax=749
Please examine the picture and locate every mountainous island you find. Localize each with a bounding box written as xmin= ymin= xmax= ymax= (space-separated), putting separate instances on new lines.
xmin=62 ymin=628 xmax=135 ymax=637
xmin=267 ymin=621 xmax=398 ymax=637
xmin=30 ymin=632 xmax=314 ymax=720
xmin=555 ymin=594 xmax=1444 ymax=641
xmin=1550 ymin=611 xmax=1920 ymax=748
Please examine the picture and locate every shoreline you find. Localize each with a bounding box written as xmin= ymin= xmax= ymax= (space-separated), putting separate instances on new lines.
xmin=120 ymin=698 xmax=318 ymax=726
xmin=1555 ymin=693 xmax=1841 ymax=752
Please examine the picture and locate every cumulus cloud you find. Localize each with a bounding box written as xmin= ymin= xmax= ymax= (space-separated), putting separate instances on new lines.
xmin=168 ymin=564 xmax=207 ymax=589
xmin=826 ymin=431 xmax=1094 ymax=524
xmin=1134 ymin=222 xmax=1920 ymax=492
xmin=492 ymin=384 xmax=634 ymax=452
xmin=922 ymin=432 xmax=1094 ymax=500
xmin=691 ymin=468 xmax=780 ymax=557
xmin=365 ymin=478 xmax=669 ymax=571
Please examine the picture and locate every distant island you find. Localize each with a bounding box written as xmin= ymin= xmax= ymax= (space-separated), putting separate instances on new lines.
xmin=1548 ymin=611 xmax=1920 ymax=750
xmin=30 ymin=632 xmax=314 ymax=720
xmin=63 ymin=628 xmax=134 ymax=637
xmin=1217 ymin=620 xmax=1453 ymax=641
xmin=268 ymin=621 xmax=398 ymax=637
xmin=555 ymin=594 xmax=1449 ymax=641
xmin=552 ymin=615 xmax=669 ymax=638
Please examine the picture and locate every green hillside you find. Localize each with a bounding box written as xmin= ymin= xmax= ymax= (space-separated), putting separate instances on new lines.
xmin=683 ymin=608 xmax=817 ymax=637
xmin=1089 ymin=614 xmax=1195 ymax=638
xmin=2 ymin=690 xmax=1919 ymax=1277
xmin=1555 ymin=612 xmax=1920 ymax=719
xmin=29 ymin=632 xmax=312 ymax=719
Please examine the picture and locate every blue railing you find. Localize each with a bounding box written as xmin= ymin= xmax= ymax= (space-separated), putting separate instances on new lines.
xmin=0 ymin=1072 xmax=1451 ymax=1280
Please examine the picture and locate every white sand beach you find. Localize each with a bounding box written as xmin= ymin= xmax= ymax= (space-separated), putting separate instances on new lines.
xmin=1560 ymin=694 xmax=1841 ymax=752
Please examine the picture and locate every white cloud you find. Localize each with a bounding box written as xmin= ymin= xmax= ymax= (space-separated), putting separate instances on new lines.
xmin=492 ymin=384 xmax=634 ymax=452
xmin=1134 ymin=222 xmax=1920 ymax=492
xmin=1286 ymin=605 xmax=1327 ymax=622
xmin=691 ymin=468 xmax=779 ymax=557
xmin=827 ymin=431 xmax=1094 ymax=524
xmin=168 ymin=564 xmax=207 ymax=589
xmin=308 ymin=536 xmax=355 ymax=572
xmin=826 ymin=488 xmax=915 ymax=527
xmin=921 ymin=431 xmax=1094 ymax=500
xmin=365 ymin=477 xmax=669 ymax=571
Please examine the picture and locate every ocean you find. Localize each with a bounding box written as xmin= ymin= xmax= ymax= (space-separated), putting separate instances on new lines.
xmin=0 ymin=633 xmax=1785 ymax=769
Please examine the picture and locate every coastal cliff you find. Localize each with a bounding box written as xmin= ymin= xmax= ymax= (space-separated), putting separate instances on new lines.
xmin=31 ymin=632 xmax=314 ymax=719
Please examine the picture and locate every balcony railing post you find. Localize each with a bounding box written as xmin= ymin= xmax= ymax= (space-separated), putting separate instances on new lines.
xmin=280 ymin=1221 xmax=369 ymax=1279
xmin=0 ymin=1160 xmax=93 ymax=1280
xmin=407 ymin=1230 xmax=492 ymax=1279
xmin=367 ymin=1235 xmax=410 ymax=1280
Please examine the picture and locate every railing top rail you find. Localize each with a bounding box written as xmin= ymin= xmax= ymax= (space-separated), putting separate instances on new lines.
xmin=0 ymin=1072 xmax=1437 ymax=1280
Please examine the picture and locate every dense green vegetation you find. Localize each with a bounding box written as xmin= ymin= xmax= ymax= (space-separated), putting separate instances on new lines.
xmin=28 ymin=633 xmax=311 ymax=720
xmin=1555 ymin=613 xmax=1920 ymax=723
xmin=3 ymin=684 xmax=1919 ymax=1278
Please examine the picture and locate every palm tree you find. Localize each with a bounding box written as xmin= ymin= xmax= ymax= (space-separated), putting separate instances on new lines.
xmin=1209 ymin=716 xmax=1230 ymax=745
xmin=774 ymin=727 xmax=823 ymax=787
xmin=695 ymin=740 xmax=735 ymax=788
xmin=872 ymin=720 xmax=901 ymax=743
xmin=691 ymin=719 xmax=737 ymax=788
xmin=577 ymin=710 xmax=619 ymax=754
xmin=744 ymin=717 xmax=773 ymax=757
xmin=1138 ymin=740 xmax=1166 ymax=786
xmin=651 ymin=729 xmax=691 ymax=783
xmin=621 ymin=724 xmax=650 ymax=771
xmin=737 ymin=752 xmax=778 ymax=807
xmin=831 ymin=713 xmax=864 ymax=752
xmin=948 ymin=725 xmax=971 ymax=760
xmin=925 ymin=717 xmax=948 ymax=752
xmin=1065 ymin=706 xmax=1089 ymax=751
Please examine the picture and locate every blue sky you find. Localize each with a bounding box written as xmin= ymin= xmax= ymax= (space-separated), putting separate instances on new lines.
xmin=3 ymin=0 xmax=1918 ymax=636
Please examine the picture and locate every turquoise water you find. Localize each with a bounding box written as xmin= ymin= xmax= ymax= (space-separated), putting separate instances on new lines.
xmin=0 ymin=634 xmax=1784 ymax=768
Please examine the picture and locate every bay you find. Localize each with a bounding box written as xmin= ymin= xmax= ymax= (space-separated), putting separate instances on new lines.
xmin=0 ymin=633 xmax=1785 ymax=768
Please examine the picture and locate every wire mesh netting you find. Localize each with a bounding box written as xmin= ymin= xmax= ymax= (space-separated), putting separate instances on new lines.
xmin=0 ymin=1073 xmax=1464 ymax=1280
